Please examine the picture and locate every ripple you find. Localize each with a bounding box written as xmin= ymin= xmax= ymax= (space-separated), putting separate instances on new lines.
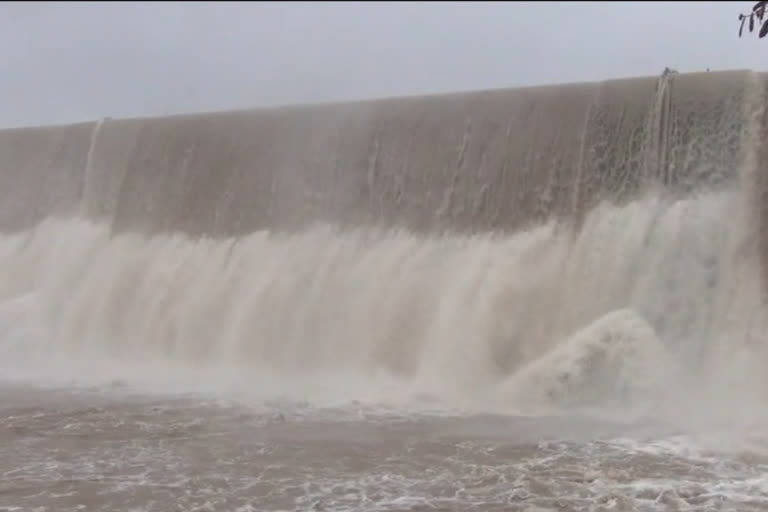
xmin=2 ymin=385 xmax=768 ymax=511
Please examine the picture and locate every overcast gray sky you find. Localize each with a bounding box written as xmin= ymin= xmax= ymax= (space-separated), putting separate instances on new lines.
xmin=0 ymin=1 xmax=764 ymax=128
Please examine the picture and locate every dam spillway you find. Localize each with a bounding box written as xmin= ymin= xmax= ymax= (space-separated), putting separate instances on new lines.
xmin=3 ymin=69 xmax=768 ymax=511
xmin=0 ymin=68 xmax=766 ymax=400
xmin=0 ymin=69 xmax=764 ymax=240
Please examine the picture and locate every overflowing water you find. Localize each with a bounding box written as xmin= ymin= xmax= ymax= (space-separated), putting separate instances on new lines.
xmin=1 ymin=70 xmax=768 ymax=510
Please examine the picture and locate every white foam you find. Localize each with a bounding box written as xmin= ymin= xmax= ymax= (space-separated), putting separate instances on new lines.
xmin=500 ymin=308 xmax=670 ymax=415
xmin=0 ymin=187 xmax=767 ymax=440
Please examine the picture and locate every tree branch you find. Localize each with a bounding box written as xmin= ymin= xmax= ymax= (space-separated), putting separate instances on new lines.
xmin=739 ymin=1 xmax=768 ymax=38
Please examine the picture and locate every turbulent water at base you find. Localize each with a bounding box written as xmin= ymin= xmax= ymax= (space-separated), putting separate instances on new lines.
xmin=2 ymin=70 xmax=768 ymax=511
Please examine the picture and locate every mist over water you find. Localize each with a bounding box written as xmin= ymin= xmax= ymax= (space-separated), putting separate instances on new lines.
xmin=2 ymin=70 xmax=768 ymax=510
xmin=1 ymin=186 xmax=768 ymax=443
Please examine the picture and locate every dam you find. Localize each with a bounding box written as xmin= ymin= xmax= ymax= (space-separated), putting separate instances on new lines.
xmin=0 ymin=69 xmax=765 ymax=237
xmin=1 ymin=69 xmax=768 ymax=511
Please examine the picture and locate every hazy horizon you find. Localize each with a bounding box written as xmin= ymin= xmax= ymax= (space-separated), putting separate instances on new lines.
xmin=1 ymin=1 xmax=765 ymax=128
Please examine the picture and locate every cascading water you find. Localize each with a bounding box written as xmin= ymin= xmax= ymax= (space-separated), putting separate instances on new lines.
xmin=1 ymin=69 xmax=768 ymax=512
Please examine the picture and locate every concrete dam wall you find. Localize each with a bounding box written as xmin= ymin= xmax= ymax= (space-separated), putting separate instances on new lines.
xmin=2 ymin=69 xmax=768 ymax=404
xmin=0 ymin=69 xmax=765 ymax=238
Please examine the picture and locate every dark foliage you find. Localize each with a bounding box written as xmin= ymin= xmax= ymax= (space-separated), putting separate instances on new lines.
xmin=739 ymin=1 xmax=768 ymax=38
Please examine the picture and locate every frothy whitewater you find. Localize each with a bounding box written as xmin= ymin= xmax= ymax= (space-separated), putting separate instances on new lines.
xmin=3 ymin=187 xmax=768 ymax=510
